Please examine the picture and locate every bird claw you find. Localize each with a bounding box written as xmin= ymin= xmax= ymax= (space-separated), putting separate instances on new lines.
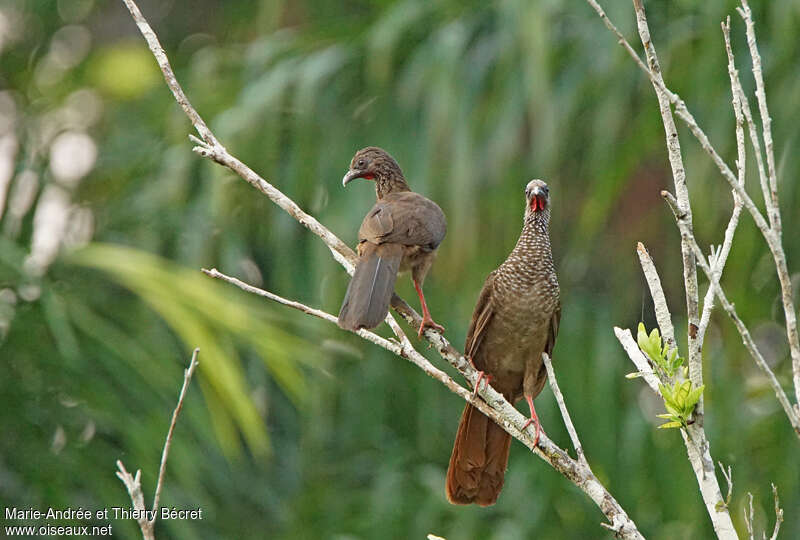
xmin=417 ymin=316 xmax=445 ymax=339
xmin=472 ymin=371 xmax=493 ymax=398
xmin=522 ymin=396 xmax=544 ymax=447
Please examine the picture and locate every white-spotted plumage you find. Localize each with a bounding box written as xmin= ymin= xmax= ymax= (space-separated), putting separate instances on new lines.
xmin=445 ymin=179 xmax=561 ymax=507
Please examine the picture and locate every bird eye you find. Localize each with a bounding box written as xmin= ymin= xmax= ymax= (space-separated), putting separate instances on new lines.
xmin=357 ymin=159 xmax=365 ymax=167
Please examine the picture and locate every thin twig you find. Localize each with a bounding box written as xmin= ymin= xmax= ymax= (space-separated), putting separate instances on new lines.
xmin=744 ymin=492 xmax=755 ymax=540
xmin=116 ymin=349 xmax=200 ymax=540
xmin=614 ymin=327 xmax=663 ymax=393
xmin=586 ymin=0 xmax=769 ymax=237
xmin=768 ymin=483 xmax=783 ymax=540
xmin=697 ymin=18 xmax=746 ymax=347
xmin=152 ymin=348 xmax=199 ymax=515
xmin=115 ymin=462 xmax=152 ymax=540
xmin=543 ymin=352 xmax=585 ymax=465
xmin=737 ymin=0 xmax=800 ymax=415
xmin=737 ymin=0 xmax=779 ymax=232
xmin=717 ymin=461 xmax=733 ymax=509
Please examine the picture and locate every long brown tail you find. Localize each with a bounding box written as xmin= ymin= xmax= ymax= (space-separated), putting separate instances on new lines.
xmin=338 ymin=243 xmax=403 ymax=331
xmin=445 ymin=403 xmax=512 ymax=506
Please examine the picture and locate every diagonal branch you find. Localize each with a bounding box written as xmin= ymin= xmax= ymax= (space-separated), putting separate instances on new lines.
xmin=119 ymin=1 xmax=645 ymax=535
xmin=543 ymin=352 xmax=587 ymax=466
xmin=203 ymin=268 xmax=644 ymax=538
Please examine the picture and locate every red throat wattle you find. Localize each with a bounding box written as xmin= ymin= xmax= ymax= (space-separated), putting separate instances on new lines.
xmin=363 ymin=173 xmax=375 ymax=180
xmin=529 ymin=195 xmax=546 ymax=212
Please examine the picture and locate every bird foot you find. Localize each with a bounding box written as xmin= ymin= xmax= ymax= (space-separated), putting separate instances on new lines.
xmin=522 ymin=395 xmax=543 ymax=447
xmin=521 ymin=417 xmax=543 ymax=447
xmin=417 ymin=316 xmax=445 ymax=339
xmin=472 ymin=371 xmax=493 ymax=398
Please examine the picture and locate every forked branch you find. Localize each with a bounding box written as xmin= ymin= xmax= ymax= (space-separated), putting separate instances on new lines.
xmin=116 ymin=349 xmax=200 ymax=540
xmin=121 ymin=0 xmax=644 ymax=536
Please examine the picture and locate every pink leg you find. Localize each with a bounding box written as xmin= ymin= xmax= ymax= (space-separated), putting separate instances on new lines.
xmin=413 ymin=279 xmax=445 ymax=338
xmin=521 ymin=395 xmax=542 ymax=447
xmin=468 ymin=357 xmax=493 ymax=397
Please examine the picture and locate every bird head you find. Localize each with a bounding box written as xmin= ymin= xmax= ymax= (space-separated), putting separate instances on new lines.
xmin=342 ymin=147 xmax=408 ymax=197
xmin=524 ymin=179 xmax=550 ymax=218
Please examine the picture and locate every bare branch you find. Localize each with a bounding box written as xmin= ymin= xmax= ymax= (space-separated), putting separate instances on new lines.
xmin=630 ymin=0 xmax=702 ymax=396
xmin=718 ymin=461 xmax=733 ymax=509
xmin=768 ymin=483 xmax=783 ymax=540
xmin=623 ymin=3 xmax=738 ymax=536
xmin=586 ymin=0 xmax=770 ymax=238
xmin=543 ymin=352 xmax=585 ymax=465
xmin=119 ymin=1 xmax=217 ymax=147
xmin=698 ymin=19 xmax=746 ymax=347
xmin=737 ymin=0 xmax=780 ymax=232
xmin=663 ymin=191 xmax=800 ymax=436
xmin=116 ymin=349 xmax=199 ymax=540
xmin=202 ymin=267 xmax=644 ymax=538
xmin=115 ymin=462 xmax=153 ymax=540
xmin=587 ymin=0 xmax=800 ymax=409
xmin=744 ymin=492 xmax=755 ymax=540
xmin=636 ymin=242 xmax=675 ymax=350
xmin=614 ymin=327 xmax=663 ymax=393
xmin=118 ymin=0 xmax=649 ymax=534
xmin=152 ymin=348 xmax=199 ymax=515
xmin=189 ymin=137 xmax=357 ymax=274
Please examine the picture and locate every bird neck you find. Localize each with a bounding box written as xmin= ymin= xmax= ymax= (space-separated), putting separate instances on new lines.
xmin=523 ymin=208 xmax=550 ymax=232
xmin=375 ymin=175 xmax=411 ymax=199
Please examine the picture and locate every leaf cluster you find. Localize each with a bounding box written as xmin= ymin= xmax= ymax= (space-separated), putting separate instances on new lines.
xmin=636 ymin=322 xmax=684 ymax=378
xmin=635 ymin=323 xmax=704 ymax=430
xmin=656 ymin=380 xmax=705 ymax=430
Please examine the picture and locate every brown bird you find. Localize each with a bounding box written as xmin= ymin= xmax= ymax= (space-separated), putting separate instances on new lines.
xmin=337 ymin=147 xmax=446 ymax=338
xmin=445 ymin=179 xmax=560 ymax=507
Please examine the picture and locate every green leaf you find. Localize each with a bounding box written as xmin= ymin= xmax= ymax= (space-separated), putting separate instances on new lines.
xmin=685 ymin=385 xmax=706 ymax=409
xmin=658 ymin=421 xmax=683 ymax=429
xmin=664 ymin=403 xmax=682 ymax=418
xmin=637 ymin=322 xmax=649 ymax=351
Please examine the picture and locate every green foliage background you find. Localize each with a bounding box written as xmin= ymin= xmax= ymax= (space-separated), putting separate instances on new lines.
xmin=2 ymin=0 xmax=799 ymax=538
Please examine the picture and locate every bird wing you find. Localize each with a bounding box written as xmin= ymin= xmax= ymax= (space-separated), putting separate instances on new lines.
xmin=545 ymin=301 xmax=561 ymax=358
xmin=358 ymin=192 xmax=446 ymax=250
xmin=464 ymin=271 xmax=497 ymax=366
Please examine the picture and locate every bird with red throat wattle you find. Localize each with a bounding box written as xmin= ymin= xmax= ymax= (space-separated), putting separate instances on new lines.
xmin=337 ymin=147 xmax=447 ymax=338
xmin=446 ymin=179 xmax=560 ymax=506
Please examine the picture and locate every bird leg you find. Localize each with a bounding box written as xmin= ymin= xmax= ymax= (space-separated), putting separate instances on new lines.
xmin=521 ymin=395 xmax=543 ymax=447
xmin=413 ymin=278 xmax=445 ymax=338
xmin=467 ymin=356 xmax=493 ymax=397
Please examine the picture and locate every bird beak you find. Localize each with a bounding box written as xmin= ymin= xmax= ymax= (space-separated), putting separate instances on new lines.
xmin=531 ymin=186 xmax=543 ymax=197
xmin=342 ymin=169 xmax=373 ymax=187
xmin=342 ymin=169 xmax=360 ymax=187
